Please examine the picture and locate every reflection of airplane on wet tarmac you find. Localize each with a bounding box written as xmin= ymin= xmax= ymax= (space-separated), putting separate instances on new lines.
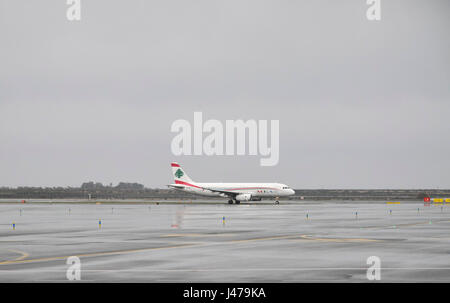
xmin=168 ymin=162 xmax=295 ymax=204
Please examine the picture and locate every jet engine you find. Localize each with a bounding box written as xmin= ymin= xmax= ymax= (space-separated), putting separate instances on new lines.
xmin=235 ymin=194 xmax=252 ymax=201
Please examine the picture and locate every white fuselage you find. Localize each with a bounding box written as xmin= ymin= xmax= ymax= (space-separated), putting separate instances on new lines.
xmin=174 ymin=181 xmax=295 ymax=198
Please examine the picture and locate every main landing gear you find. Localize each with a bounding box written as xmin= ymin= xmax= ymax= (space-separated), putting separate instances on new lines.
xmin=228 ymin=199 xmax=240 ymax=204
xmin=274 ymin=197 xmax=280 ymax=205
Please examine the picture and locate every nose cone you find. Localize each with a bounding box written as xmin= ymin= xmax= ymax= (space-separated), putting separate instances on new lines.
xmin=288 ymin=189 xmax=295 ymax=195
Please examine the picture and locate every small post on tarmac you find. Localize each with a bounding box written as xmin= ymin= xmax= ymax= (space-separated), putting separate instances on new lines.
xmin=222 ymin=216 xmax=226 ymax=225
xmin=99 ymin=219 xmax=102 ymax=229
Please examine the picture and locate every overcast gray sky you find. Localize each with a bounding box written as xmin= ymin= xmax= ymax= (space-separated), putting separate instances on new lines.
xmin=1 ymin=0 xmax=449 ymax=189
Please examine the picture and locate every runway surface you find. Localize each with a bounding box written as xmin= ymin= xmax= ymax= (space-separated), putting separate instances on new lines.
xmin=1 ymin=201 xmax=449 ymax=282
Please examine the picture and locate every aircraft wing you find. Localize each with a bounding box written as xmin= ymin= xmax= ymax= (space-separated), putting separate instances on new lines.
xmin=168 ymin=184 xmax=238 ymax=198
xmin=199 ymin=187 xmax=238 ymax=197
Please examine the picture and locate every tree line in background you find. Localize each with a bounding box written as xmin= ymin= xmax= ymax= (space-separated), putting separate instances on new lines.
xmin=0 ymin=182 xmax=449 ymax=200
xmin=0 ymin=182 xmax=196 ymax=200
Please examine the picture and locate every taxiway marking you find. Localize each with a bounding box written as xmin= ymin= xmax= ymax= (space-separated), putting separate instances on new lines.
xmin=162 ymin=233 xmax=234 ymax=238
xmin=0 ymin=243 xmax=195 ymax=266
xmin=0 ymin=249 xmax=30 ymax=265
xmin=298 ymin=235 xmax=380 ymax=243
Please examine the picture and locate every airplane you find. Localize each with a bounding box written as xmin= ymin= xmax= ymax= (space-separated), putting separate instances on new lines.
xmin=168 ymin=162 xmax=295 ymax=204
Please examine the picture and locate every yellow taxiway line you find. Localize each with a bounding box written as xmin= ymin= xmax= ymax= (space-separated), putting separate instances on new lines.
xmin=0 ymin=249 xmax=30 ymax=265
xmin=161 ymin=233 xmax=234 ymax=238
xmin=298 ymin=235 xmax=380 ymax=243
xmin=0 ymin=243 xmax=195 ymax=266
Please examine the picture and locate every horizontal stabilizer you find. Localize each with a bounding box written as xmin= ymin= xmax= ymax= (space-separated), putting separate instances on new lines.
xmin=167 ymin=184 xmax=185 ymax=190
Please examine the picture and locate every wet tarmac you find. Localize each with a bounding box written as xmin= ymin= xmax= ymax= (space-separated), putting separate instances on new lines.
xmin=0 ymin=201 xmax=449 ymax=282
